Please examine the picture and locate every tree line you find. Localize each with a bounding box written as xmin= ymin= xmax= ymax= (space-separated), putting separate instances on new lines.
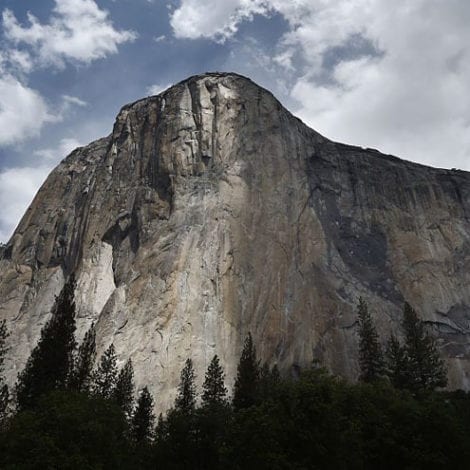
xmin=356 ymin=297 xmax=447 ymax=392
xmin=0 ymin=276 xmax=469 ymax=469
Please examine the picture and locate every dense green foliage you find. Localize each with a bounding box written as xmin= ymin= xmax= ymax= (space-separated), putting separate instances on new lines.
xmin=2 ymin=370 xmax=470 ymax=469
xmin=400 ymin=302 xmax=448 ymax=392
xmin=386 ymin=333 xmax=408 ymax=388
xmin=202 ymin=355 xmax=227 ymax=407
xmin=15 ymin=276 xmax=77 ymax=410
xmin=357 ymin=299 xmax=448 ymax=394
xmin=69 ymin=323 xmax=96 ymax=393
xmin=175 ymin=358 xmax=197 ymax=415
xmin=0 ymin=282 xmax=463 ymax=468
xmin=92 ymin=343 xmax=118 ymax=400
xmin=131 ymin=386 xmax=155 ymax=443
xmin=233 ymin=333 xmax=260 ymax=410
xmin=114 ymin=359 xmax=135 ymax=418
xmin=0 ymin=391 xmax=132 ymax=469
xmin=357 ymin=298 xmax=385 ymax=382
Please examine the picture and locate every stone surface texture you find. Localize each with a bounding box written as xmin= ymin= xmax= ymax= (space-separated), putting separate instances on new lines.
xmin=1 ymin=73 xmax=470 ymax=410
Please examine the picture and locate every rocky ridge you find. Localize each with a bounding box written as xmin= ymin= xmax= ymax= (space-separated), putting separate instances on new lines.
xmin=1 ymin=72 xmax=470 ymax=410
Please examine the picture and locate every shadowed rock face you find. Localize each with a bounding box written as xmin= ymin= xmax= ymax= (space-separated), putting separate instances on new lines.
xmin=1 ymin=72 xmax=470 ymax=409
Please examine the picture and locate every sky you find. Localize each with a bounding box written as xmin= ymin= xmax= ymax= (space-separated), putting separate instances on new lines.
xmin=0 ymin=0 xmax=469 ymax=242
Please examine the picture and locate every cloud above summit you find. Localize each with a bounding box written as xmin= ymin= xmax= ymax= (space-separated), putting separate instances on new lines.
xmin=170 ymin=0 xmax=470 ymax=169
xmin=0 ymin=0 xmax=469 ymax=241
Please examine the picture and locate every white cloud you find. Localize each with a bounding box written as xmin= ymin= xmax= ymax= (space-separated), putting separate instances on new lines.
xmin=168 ymin=0 xmax=470 ymax=169
xmin=2 ymin=0 xmax=136 ymax=69
xmin=170 ymin=0 xmax=270 ymax=42
xmin=282 ymin=0 xmax=470 ymax=169
xmin=0 ymin=75 xmax=54 ymax=146
xmin=62 ymin=95 xmax=87 ymax=108
xmin=0 ymin=0 xmax=134 ymax=149
xmin=0 ymin=137 xmax=83 ymax=242
xmin=0 ymin=166 xmax=51 ymax=242
xmin=146 ymin=83 xmax=172 ymax=96
xmin=34 ymin=137 xmax=83 ymax=162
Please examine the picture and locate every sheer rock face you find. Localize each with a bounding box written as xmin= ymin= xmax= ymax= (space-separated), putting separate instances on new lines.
xmin=1 ymin=72 xmax=470 ymax=409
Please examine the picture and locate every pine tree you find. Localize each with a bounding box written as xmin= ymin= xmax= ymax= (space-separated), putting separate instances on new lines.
xmin=131 ymin=386 xmax=155 ymax=443
xmin=175 ymin=358 xmax=196 ymax=414
xmin=154 ymin=413 xmax=167 ymax=443
xmin=233 ymin=333 xmax=260 ymax=410
xmin=201 ymin=355 xmax=227 ymax=408
xmin=92 ymin=344 xmax=118 ymax=400
xmin=113 ymin=359 xmax=134 ymax=417
xmin=385 ymin=334 xmax=408 ymax=389
xmin=401 ymin=302 xmax=447 ymax=392
xmin=0 ymin=319 xmax=9 ymax=419
xmin=69 ymin=323 xmax=96 ymax=393
xmin=357 ymin=298 xmax=385 ymax=382
xmin=16 ymin=275 xmax=77 ymax=410
xmin=259 ymin=362 xmax=281 ymax=401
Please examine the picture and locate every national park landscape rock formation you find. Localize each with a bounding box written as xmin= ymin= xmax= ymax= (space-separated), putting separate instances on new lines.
xmin=1 ymin=72 xmax=470 ymax=410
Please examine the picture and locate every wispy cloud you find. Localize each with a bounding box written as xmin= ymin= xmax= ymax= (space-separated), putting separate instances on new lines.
xmin=146 ymin=83 xmax=172 ymax=96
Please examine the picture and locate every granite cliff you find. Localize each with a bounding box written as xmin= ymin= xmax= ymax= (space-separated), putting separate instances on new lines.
xmin=1 ymin=72 xmax=470 ymax=409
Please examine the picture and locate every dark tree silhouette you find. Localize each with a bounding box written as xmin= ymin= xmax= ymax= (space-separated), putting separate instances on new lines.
xmin=385 ymin=334 xmax=408 ymax=389
xmin=401 ymin=302 xmax=447 ymax=392
xmin=92 ymin=344 xmax=118 ymax=400
xmin=357 ymin=298 xmax=385 ymax=382
xmin=175 ymin=358 xmax=196 ymax=414
xmin=113 ymin=359 xmax=135 ymax=417
xmin=131 ymin=386 xmax=155 ymax=443
xmin=202 ymin=355 xmax=227 ymax=408
xmin=69 ymin=323 xmax=96 ymax=393
xmin=0 ymin=319 xmax=9 ymax=419
xmin=233 ymin=333 xmax=260 ymax=410
xmin=259 ymin=362 xmax=281 ymax=402
xmin=16 ymin=275 xmax=77 ymax=410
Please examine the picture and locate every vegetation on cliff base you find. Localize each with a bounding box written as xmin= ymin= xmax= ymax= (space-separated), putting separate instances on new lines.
xmin=1 ymin=288 xmax=469 ymax=469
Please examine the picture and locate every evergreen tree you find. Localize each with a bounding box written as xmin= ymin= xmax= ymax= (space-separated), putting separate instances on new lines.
xmin=154 ymin=413 xmax=167 ymax=443
xmin=0 ymin=319 xmax=9 ymax=419
xmin=113 ymin=359 xmax=134 ymax=417
xmin=92 ymin=344 xmax=118 ymax=400
xmin=16 ymin=275 xmax=77 ymax=410
xmin=201 ymin=355 xmax=227 ymax=408
xmin=259 ymin=362 xmax=281 ymax=402
xmin=233 ymin=333 xmax=260 ymax=410
xmin=175 ymin=358 xmax=197 ymax=414
xmin=357 ymin=298 xmax=385 ymax=382
xmin=69 ymin=323 xmax=96 ymax=393
xmin=131 ymin=386 xmax=155 ymax=443
xmin=385 ymin=334 xmax=408 ymax=389
xmin=401 ymin=302 xmax=447 ymax=392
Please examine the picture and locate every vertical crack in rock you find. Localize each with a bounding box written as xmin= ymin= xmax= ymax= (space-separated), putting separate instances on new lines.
xmin=1 ymin=73 xmax=470 ymax=411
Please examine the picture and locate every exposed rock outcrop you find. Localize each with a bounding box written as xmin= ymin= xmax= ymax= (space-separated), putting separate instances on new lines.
xmin=1 ymin=72 xmax=470 ymax=410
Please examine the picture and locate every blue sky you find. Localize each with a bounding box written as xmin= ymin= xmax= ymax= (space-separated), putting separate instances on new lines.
xmin=1 ymin=0 xmax=469 ymax=242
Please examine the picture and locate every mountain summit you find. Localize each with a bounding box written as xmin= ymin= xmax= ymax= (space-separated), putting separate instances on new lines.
xmin=1 ymin=72 xmax=470 ymax=408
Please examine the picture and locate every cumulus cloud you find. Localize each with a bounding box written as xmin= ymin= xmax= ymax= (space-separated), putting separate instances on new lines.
xmin=169 ymin=0 xmax=470 ymax=169
xmin=2 ymin=0 xmax=136 ymax=69
xmin=0 ymin=75 xmax=54 ymax=146
xmin=170 ymin=0 xmax=270 ymax=42
xmin=0 ymin=137 xmax=83 ymax=242
xmin=0 ymin=166 xmax=51 ymax=242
